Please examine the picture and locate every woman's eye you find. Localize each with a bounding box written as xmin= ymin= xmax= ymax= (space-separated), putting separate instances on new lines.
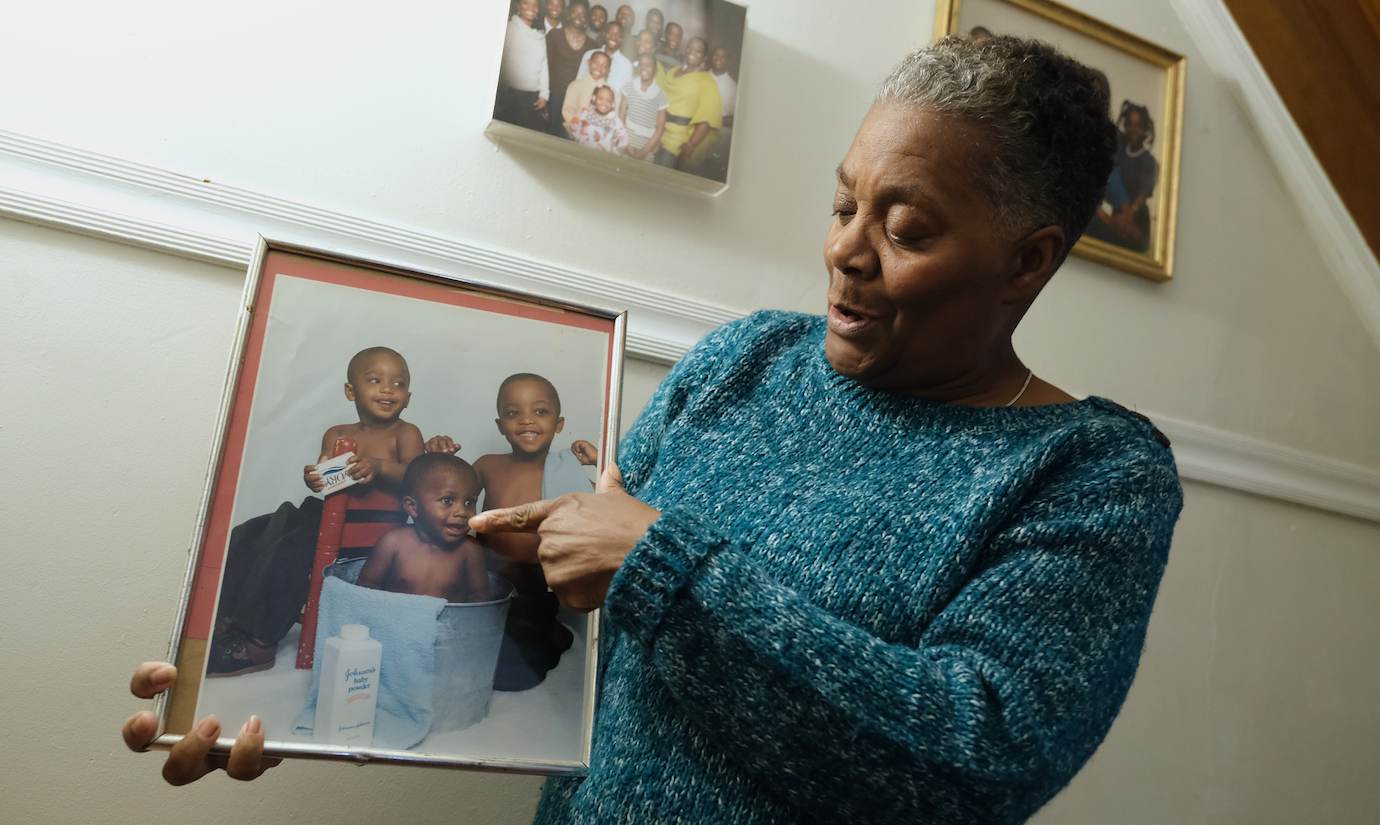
xmin=887 ymin=228 xmax=924 ymax=247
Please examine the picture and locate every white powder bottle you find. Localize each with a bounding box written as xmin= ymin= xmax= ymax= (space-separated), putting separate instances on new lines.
xmin=314 ymin=624 xmax=382 ymax=745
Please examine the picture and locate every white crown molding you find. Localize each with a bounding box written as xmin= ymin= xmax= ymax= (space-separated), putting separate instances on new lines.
xmin=0 ymin=128 xmax=738 ymax=366
xmin=1155 ymin=413 xmax=1380 ymax=524
xmin=1168 ymin=0 xmax=1380 ymax=353
xmin=1 ymin=127 xmax=1378 ymax=525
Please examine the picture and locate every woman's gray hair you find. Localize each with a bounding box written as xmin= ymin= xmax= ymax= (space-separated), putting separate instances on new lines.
xmin=878 ymin=36 xmax=1116 ymax=257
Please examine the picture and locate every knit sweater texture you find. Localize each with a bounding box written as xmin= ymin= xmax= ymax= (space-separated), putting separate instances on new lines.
xmin=533 ymin=311 xmax=1183 ymax=824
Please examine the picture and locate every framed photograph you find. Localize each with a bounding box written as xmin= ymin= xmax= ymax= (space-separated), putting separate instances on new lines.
xmin=487 ymin=0 xmax=747 ymax=196
xmin=935 ymin=0 xmax=1186 ymax=281
xmin=153 ymin=238 xmax=626 ymax=773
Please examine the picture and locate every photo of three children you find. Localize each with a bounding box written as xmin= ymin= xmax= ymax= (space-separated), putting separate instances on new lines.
xmin=166 ymin=247 xmax=619 ymax=769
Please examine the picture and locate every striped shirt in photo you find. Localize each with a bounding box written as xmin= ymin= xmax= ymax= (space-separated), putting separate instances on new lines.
xmin=621 ymin=77 xmax=668 ymax=140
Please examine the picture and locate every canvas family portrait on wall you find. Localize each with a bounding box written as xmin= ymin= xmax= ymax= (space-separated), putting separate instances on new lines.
xmin=489 ymin=0 xmax=746 ymax=194
xmin=155 ymin=239 xmax=624 ymax=772
xmin=936 ymin=0 xmax=1185 ymax=281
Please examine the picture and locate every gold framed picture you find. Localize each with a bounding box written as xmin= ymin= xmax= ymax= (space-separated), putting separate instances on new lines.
xmin=935 ymin=0 xmax=1186 ymax=281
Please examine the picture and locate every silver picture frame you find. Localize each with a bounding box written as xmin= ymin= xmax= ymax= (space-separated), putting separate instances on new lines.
xmin=151 ymin=236 xmax=626 ymax=774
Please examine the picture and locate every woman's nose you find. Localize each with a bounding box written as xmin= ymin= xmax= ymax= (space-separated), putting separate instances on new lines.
xmin=826 ymin=217 xmax=880 ymax=281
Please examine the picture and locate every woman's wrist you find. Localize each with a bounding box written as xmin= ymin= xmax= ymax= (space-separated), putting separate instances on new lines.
xmin=604 ymin=506 xmax=722 ymax=645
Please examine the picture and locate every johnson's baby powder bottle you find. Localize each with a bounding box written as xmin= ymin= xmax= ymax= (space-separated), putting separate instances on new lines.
xmin=314 ymin=624 xmax=382 ymax=745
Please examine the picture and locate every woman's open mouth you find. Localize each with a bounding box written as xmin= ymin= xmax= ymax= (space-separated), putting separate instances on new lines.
xmin=827 ymin=303 xmax=878 ymax=338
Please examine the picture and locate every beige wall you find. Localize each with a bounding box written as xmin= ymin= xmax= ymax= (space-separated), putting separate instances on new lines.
xmin=1037 ymin=486 xmax=1380 ymax=824
xmin=2 ymin=0 xmax=1378 ymax=823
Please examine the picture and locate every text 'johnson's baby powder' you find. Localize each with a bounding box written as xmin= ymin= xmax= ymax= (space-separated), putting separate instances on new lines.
xmin=314 ymin=624 xmax=382 ymax=745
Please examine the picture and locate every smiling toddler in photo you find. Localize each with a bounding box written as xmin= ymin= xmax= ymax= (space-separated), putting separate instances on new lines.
xmin=473 ymin=373 xmax=598 ymax=690
xmin=302 ymin=346 xmax=426 ymax=495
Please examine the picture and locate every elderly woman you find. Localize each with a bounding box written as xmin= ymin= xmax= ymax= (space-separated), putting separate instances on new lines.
xmin=124 ymin=36 xmax=1181 ymax=824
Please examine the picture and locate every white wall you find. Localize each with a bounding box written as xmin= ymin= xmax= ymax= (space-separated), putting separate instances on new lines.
xmin=3 ymin=1 xmax=1378 ymax=823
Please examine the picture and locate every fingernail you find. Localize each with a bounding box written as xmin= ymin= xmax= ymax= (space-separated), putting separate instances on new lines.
xmin=152 ymin=665 xmax=176 ymax=686
xmin=247 ymin=715 xmax=262 ymax=735
xmin=196 ymin=715 xmax=220 ymax=740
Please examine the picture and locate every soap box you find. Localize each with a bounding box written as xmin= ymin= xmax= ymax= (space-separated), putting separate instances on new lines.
xmin=315 ymin=452 xmax=360 ymax=496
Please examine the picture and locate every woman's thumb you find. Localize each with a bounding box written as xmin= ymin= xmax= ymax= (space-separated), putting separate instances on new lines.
xmin=596 ymin=460 xmax=625 ymax=494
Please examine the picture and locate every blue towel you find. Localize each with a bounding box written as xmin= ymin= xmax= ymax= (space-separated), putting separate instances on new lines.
xmin=293 ymin=576 xmax=446 ymax=750
xmin=542 ymin=448 xmax=595 ymax=500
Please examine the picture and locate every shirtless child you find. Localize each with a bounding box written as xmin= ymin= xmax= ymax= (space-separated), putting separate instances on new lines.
xmin=303 ymin=346 xmax=425 ymax=494
xmin=356 ymin=454 xmax=490 ymax=602
xmin=425 ymin=373 xmax=597 ymax=690
xmin=478 ymin=373 xmax=597 ymax=689
xmin=206 ymin=346 xmax=426 ymax=677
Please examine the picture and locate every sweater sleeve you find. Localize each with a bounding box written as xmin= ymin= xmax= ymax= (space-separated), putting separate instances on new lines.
xmin=603 ymin=435 xmax=1183 ymax=823
xmin=691 ymin=73 xmax=723 ymax=128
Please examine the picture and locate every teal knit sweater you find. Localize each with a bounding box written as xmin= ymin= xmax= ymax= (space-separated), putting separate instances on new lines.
xmin=533 ymin=311 xmax=1183 ymax=824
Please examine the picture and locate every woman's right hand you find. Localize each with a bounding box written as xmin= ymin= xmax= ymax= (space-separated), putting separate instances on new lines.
xmin=303 ymin=464 xmax=325 ymax=492
xmin=123 ymin=661 xmax=280 ymax=784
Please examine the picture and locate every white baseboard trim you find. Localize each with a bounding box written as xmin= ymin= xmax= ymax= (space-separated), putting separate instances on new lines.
xmin=1168 ymin=0 xmax=1380 ymax=353
xmin=2 ymin=127 xmax=1378 ymax=525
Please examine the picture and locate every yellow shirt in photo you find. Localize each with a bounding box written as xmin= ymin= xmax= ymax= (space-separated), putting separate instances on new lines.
xmin=656 ymin=64 xmax=723 ymax=154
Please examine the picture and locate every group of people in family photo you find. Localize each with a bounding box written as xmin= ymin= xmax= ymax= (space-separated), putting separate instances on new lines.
xmin=496 ymin=0 xmax=742 ymax=181
xmin=207 ymin=343 xmax=601 ymax=699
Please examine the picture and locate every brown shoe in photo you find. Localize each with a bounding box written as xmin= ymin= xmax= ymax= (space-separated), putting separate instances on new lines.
xmin=205 ymin=629 xmax=276 ymax=678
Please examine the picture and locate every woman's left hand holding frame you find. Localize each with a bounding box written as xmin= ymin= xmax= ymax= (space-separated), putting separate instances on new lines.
xmin=469 ymin=463 xmax=660 ymax=609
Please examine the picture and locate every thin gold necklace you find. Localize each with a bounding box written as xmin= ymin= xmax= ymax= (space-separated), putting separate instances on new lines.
xmin=1004 ymin=370 xmax=1035 ymax=407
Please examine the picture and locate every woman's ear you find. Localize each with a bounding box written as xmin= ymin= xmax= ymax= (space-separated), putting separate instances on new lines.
xmin=1003 ymin=225 xmax=1065 ymax=304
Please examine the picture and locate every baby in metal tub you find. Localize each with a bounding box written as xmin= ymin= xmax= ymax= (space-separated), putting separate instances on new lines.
xmin=356 ymin=453 xmax=491 ymax=603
